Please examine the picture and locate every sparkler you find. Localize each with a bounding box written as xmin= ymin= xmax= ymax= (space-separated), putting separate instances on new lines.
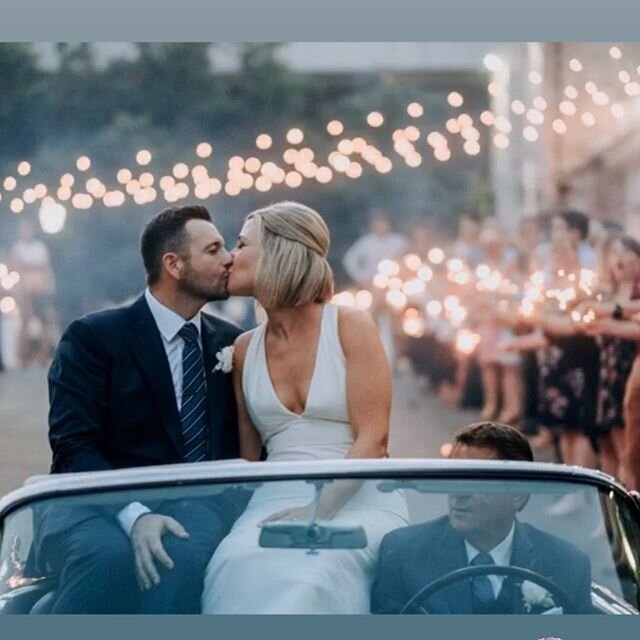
xmin=333 ymin=251 xmax=603 ymax=361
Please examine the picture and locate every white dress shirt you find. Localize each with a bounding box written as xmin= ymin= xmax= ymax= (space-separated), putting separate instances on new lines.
xmin=464 ymin=523 xmax=515 ymax=599
xmin=117 ymin=289 xmax=203 ymax=536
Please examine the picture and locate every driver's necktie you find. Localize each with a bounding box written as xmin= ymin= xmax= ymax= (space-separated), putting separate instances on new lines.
xmin=178 ymin=323 xmax=208 ymax=462
xmin=470 ymin=552 xmax=496 ymax=605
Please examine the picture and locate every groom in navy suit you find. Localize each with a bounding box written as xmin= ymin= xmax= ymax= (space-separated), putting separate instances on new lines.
xmin=371 ymin=422 xmax=593 ymax=614
xmin=38 ymin=205 xmax=244 ymax=613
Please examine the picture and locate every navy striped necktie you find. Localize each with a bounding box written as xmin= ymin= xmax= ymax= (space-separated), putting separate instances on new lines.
xmin=470 ymin=552 xmax=496 ymax=605
xmin=178 ymin=323 xmax=208 ymax=462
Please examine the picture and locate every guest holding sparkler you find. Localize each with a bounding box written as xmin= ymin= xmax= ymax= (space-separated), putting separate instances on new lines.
xmin=474 ymin=220 xmax=522 ymax=424
xmin=574 ymin=235 xmax=640 ymax=478
xmin=502 ymin=224 xmax=600 ymax=508
xmin=343 ymin=210 xmax=408 ymax=367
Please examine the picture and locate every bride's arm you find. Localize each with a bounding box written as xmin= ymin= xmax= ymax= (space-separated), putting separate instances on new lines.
xmin=341 ymin=307 xmax=391 ymax=460
xmin=233 ymin=332 xmax=262 ymax=461
xmin=260 ymin=307 xmax=390 ymax=523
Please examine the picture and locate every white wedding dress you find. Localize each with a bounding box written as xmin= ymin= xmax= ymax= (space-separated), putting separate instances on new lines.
xmin=201 ymin=303 xmax=408 ymax=614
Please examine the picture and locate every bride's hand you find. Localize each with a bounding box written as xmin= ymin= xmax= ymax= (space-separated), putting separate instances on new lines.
xmin=259 ymin=504 xmax=331 ymax=526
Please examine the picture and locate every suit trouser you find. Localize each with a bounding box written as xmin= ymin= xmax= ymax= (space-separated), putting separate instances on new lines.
xmin=45 ymin=498 xmax=237 ymax=614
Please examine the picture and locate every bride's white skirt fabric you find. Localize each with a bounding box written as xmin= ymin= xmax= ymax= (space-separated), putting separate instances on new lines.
xmin=201 ymin=481 xmax=408 ymax=614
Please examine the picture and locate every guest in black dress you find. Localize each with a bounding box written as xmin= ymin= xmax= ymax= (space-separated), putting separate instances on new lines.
xmin=580 ymin=235 xmax=640 ymax=478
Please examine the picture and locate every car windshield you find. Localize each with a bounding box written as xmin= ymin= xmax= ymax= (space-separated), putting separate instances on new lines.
xmin=1 ymin=473 xmax=639 ymax=614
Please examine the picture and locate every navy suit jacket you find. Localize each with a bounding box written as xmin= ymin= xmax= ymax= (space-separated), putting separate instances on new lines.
xmin=37 ymin=295 xmax=242 ymax=552
xmin=371 ymin=516 xmax=593 ymax=614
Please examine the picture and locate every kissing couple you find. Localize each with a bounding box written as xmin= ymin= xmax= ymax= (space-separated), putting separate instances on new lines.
xmin=40 ymin=201 xmax=409 ymax=614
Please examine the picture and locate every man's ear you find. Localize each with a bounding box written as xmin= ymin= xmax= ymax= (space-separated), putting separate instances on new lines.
xmin=514 ymin=494 xmax=530 ymax=512
xmin=162 ymin=252 xmax=183 ymax=280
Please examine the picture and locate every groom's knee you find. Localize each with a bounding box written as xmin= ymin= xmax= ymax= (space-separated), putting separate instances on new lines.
xmin=162 ymin=536 xmax=202 ymax=578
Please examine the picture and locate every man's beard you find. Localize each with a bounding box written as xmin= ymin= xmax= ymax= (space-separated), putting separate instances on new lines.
xmin=180 ymin=269 xmax=230 ymax=302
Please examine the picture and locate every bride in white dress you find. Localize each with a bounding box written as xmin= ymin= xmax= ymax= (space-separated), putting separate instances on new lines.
xmin=201 ymin=201 xmax=408 ymax=614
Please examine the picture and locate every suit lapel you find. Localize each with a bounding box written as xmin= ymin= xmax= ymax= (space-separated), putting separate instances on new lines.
xmin=497 ymin=520 xmax=535 ymax=613
xmin=438 ymin=521 xmax=474 ymax=614
xmin=125 ymin=295 xmax=183 ymax=458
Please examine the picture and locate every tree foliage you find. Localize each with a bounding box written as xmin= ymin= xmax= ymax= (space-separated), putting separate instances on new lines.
xmin=0 ymin=43 xmax=491 ymax=322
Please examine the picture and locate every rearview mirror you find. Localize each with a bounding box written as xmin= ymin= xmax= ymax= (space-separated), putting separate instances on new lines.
xmin=259 ymin=522 xmax=367 ymax=554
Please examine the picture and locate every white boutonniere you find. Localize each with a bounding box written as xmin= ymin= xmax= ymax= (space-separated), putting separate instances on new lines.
xmin=521 ymin=581 xmax=555 ymax=613
xmin=213 ymin=346 xmax=234 ymax=373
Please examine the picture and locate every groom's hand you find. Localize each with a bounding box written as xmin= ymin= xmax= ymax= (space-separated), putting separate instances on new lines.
xmin=131 ymin=514 xmax=190 ymax=590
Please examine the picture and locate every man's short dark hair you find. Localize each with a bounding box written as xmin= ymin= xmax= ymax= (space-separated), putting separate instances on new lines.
xmin=140 ymin=205 xmax=212 ymax=285
xmin=452 ymin=422 xmax=534 ymax=462
xmin=560 ymin=209 xmax=590 ymax=241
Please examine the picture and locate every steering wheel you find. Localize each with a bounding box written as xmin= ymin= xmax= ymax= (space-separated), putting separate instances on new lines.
xmin=399 ymin=565 xmax=576 ymax=614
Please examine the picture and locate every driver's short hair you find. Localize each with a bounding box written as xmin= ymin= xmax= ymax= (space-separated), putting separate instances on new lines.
xmin=453 ymin=422 xmax=534 ymax=462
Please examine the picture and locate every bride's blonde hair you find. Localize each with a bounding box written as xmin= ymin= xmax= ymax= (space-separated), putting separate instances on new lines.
xmin=247 ymin=201 xmax=334 ymax=309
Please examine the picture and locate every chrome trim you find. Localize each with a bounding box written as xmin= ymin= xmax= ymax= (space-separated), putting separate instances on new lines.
xmin=0 ymin=458 xmax=630 ymax=519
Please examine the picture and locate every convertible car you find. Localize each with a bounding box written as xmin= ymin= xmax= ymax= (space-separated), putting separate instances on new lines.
xmin=0 ymin=459 xmax=639 ymax=614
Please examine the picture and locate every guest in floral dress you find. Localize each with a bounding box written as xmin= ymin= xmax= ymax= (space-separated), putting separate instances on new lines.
xmin=580 ymin=235 xmax=640 ymax=478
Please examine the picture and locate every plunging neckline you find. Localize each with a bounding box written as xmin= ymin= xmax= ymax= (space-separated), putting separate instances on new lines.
xmin=262 ymin=305 xmax=326 ymax=418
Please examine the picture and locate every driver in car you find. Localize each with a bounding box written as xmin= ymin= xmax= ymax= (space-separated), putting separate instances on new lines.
xmin=371 ymin=422 xmax=593 ymax=614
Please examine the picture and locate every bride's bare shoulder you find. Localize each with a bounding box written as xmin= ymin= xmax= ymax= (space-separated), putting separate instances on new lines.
xmin=233 ymin=329 xmax=258 ymax=365
xmin=335 ymin=305 xmax=379 ymax=352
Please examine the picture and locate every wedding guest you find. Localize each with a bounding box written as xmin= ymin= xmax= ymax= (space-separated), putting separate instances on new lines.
xmin=579 ymin=236 xmax=640 ymax=478
xmin=11 ymin=220 xmax=58 ymax=367
xmin=474 ymin=222 xmax=521 ymax=424
xmin=450 ymin=213 xmax=483 ymax=266
xmin=342 ymin=210 xmax=408 ymax=287
xmin=551 ymin=209 xmax=596 ymax=269
xmin=343 ymin=210 xmax=408 ymax=367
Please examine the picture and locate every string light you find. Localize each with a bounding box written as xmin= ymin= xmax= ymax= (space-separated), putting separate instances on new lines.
xmin=447 ymin=92 xmax=464 ymax=108
xmin=326 ymin=120 xmax=343 ymax=136
xmin=76 ymin=156 xmax=91 ymax=172
xmin=196 ymin=142 xmax=213 ymax=158
xmin=407 ymin=102 xmax=424 ymax=118
xmin=172 ymin=163 xmax=189 ymax=179
xmin=17 ymin=162 xmax=31 ymax=177
xmin=480 ymin=111 xmax=495 ymax=126
xmin=564 ymin=85 xmax=578 ymax=99
xmin=446 ymin=118 xmax=462 ymax=134
xmin=624 ymin=82 xmax=640 ymax=96
xmin=533 ymin=96 xmax=548 ymax=111
xmin=136 ymin=150 xmax=152 ymax=165
xmin=494 ymin=116 xmax=512 ymax=134
xmin=483 ymin=54 xmax=504 ymax=72
xmin=552 ymin=119 xmax=567 ymax=134
xmin=511 ymin=100 xmax=526 ymax=115
xmin=286 ymin=128 xmax=304 ymax=144
xmin=584 ymin=81 xmax=598 ymax=94
xmin=367 ymin=112 xmax=384 ymax=127
xmin=526 ymin=109 xmax=544 ymax=125
xmin=487 ymin=82 xmax=501 ymax=97
xmin=528 ymin=71 xmax=543 ymax=85
xmin=493 ymin=133 xmax=510 ymax=149
xmin=10 ymin=198 xmax=24 ymax=213
xmin=569 ymin=58 xmax=583 ymax=72
xmin=463 ymin=140 xmax=480 ymax=155
xmin=256 ymin=134 xmax=273 ymax=150
xmin=6 ymin=46 xmax=640 ymax=214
